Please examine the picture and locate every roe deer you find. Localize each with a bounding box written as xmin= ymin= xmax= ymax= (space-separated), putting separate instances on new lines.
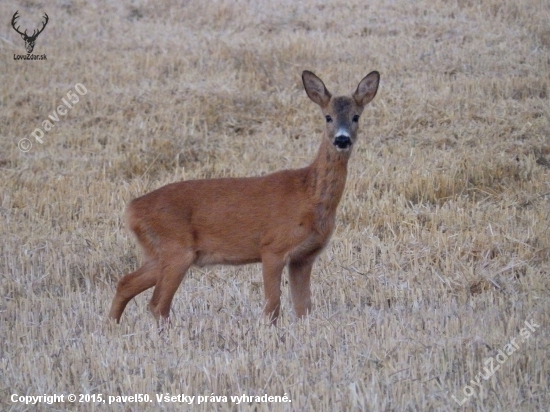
xmin=109 ymin=70 xmax=380 ymax=325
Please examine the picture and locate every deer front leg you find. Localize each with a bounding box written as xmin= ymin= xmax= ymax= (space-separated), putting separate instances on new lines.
xmin=261 ymin=253 xmax=286 ymax=324
xmin=288 ymin=256 xmax=315 ymax=318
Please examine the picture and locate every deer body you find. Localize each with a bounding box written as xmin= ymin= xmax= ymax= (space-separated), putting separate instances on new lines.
xmin=109 ymin=70 xmax=379 ymax=325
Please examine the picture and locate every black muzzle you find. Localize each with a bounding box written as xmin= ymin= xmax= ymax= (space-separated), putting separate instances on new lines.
xmin=334 ymin=135 xmax=352 ymax=150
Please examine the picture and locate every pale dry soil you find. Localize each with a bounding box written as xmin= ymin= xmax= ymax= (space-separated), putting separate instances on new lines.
xmin=1 ymin=0 xmax=549 ymax=411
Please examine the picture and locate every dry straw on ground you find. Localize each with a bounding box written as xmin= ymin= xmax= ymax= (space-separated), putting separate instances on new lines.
xmin=1 ymin=0 xmax=549 ymax=410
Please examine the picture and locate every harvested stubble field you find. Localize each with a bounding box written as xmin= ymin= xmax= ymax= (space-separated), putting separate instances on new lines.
xmin=1 ymin=0 xmax=549 ymax=410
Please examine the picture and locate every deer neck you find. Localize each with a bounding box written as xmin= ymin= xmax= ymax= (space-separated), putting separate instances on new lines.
xmin=307 ymin=137 xmax=350 ymax=213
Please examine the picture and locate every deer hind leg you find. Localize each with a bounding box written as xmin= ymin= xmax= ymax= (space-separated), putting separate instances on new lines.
xmin=109 ymin=259 xmax=159 ymax=323
xmin=288 ymin=256 xmax=315 ymax=318
xmin=148 ymin=248 xmax=195 ymax=324
xmin=261 ymin=253 xmax=287 ymax=324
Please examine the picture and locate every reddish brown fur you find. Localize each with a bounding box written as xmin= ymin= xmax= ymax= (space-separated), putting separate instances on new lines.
xmin=109 ymin=70 xmax=380 ymax=325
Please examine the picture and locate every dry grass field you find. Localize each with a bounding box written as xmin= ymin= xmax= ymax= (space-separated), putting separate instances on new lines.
xmin=1 ymin=0 xmax=549 ymax=410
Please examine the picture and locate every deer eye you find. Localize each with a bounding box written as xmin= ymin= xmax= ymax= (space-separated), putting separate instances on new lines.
xmin=352 ymin=115 xmax=360 ymax=122
xmin=325 ymin=115 xmax=333 ymax=123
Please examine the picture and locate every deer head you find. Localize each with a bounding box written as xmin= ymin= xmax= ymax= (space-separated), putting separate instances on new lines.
xmin=302 ymin=71 xmax=380 ymax=152
xmin=12 ymin=11 xmax=49 ymax=54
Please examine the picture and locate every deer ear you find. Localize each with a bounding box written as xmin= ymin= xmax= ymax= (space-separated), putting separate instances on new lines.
xmin=302 ymin=71 xmax=331 ymax=108
xmin=354 ymin=71 xmax=380 ymax=108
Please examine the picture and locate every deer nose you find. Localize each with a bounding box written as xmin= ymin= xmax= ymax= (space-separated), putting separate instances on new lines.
xmin=334 ymin=135 xmax=352 ymax=150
